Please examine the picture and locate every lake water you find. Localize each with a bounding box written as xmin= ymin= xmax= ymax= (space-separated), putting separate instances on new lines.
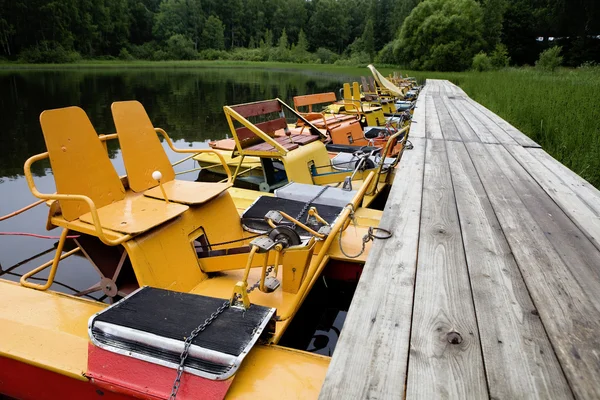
xmin=0 ymin=67 xmax=349 ymax=296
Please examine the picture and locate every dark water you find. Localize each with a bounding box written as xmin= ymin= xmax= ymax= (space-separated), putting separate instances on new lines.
xmin=0 ymin=67 xmax=348 ymax=296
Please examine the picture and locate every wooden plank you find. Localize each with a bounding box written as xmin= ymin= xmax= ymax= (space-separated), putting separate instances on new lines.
xmin=528 ymin=148 xmax=600 ymax=216
xmin=408 ymin=91 xmax=426 ymax=138
xmin=236 ymin=118 xmax=287 ymax=142
xmin=406 ymin=139 xmax=487 ymax=399
xmin=466 ymin=98 xmax=540 ymax=148
xmin=458 ymin=99 xmax=519 ymax=145
xmin=425 ymin=95 xmax=443 ymax=140
xmin=445 ymin=141 xmax=573 ymax=399
xmin=451 ymin=100 xmax=499 ymax=144
xmin=441 ymin=96 xmax=480 ymax=142
xmin=433 ymin=96 xmax=462 ymax=141
xmin=231 ymin=100 xmax=281 ymax=118
xmin=319 ymin=137 xmax=427 ymax=400
xmin=491 ymin=145 xmax=600 ymax=312
xmin=293 ymin=92 xmax=337 ymax=110
xmin=465 ymin=141 xmax=600 ymax=399
xmin=506 ymin=145 xmax=600 ymax=251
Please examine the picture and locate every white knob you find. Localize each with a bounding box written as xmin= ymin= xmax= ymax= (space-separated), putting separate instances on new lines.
xmin=152 ymin=171 xmax=162 ymax=181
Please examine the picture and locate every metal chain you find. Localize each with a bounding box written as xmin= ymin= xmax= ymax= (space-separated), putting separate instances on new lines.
xmin=169 ymin=265 xmax=275 ymax=399
xmin=295 ymin=185 xmax=329 ymax=223
xmin=337 ymin=226 xmax=393 ymax=259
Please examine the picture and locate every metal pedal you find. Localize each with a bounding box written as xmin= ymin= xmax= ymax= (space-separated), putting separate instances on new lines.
xmin=250 ymin=236 xmax=276 ymax=252
xmin=264 ymin=210 xmax=284 ymax=224
xmin=263 ymin=277 xmax=281 ymax=293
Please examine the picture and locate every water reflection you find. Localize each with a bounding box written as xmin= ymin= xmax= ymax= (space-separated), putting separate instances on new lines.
xmin=0 ymin=67 xmax=348 ymax=295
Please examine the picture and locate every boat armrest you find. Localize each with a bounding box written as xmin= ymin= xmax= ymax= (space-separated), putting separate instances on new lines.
xmin=24 ymin=152 xmax=132 ymax=246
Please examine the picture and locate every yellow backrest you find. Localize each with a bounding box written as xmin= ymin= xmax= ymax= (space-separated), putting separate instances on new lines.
xmin=111 ymin=101 xmax=175 ymax=193
xmin=343 ymin=83 xmax=352 ymax=101
xmin=39 ymin=107 xmax=125 ymax=221
xmin=352 ymin=82 xmax=361 ymax=101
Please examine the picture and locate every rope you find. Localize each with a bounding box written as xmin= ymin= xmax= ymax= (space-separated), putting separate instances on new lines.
xmin=0 ymin=199 xmax=45 ymax=222
xmin=0 ymin=232 xmax=80 ymax=239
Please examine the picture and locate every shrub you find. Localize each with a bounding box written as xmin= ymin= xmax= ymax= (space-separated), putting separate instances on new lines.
xmin=152 ymin=49 xmax=169 ymax=61
xmin=315 ymin=47 xmax=339 ymax=64
xmin=198 ymin=49 xmax=230 ymax=60
xmin=472 ymin=51 xmax=492 ymax=71
xmin=130 ymin=42 xmax=159 ymax=60
xmin=490 ymin=43 xmax=510 ymax=68
xmin=229 ymin=48 xmax=268 ymax=62
xmin=536 ymin=46 xmax=563 ymax=72
xmin=19 ymin=41 xmax=81 ymax=63
xmin=166 ymin=34 xmax=197 ymax=60
xmin=334 ymin=51 xmax=371 ymax=67
xmin=118 ymin=48 xmax=135 ymax=61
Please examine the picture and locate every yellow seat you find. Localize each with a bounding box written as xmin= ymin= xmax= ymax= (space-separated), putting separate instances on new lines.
xmin=111 ymin=100 xmax=232 ymax=205
xmin=39 ymin=107 xmax=188 ymax=232
xmin=78 ymin=192 xmax=187 ymax=234
xmin=143 ymin=180 xmax=232 ymax=205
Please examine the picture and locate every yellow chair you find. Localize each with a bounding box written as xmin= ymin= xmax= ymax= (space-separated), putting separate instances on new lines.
xmin=22 ymin=106 xmax=189 ymax=291
xmin=111 ymin=100 xmax=233 ymax=205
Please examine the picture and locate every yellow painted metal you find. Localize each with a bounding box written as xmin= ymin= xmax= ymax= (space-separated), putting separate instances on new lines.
xmin=39 ymin=107 xmax=126 ymax=221
xmin=25 ymin=152 xmax=132 ymax=247
xmin=0 ymin=280 xmax=106 ymax=381
xmin=0 ymin=279 xmax=330 ymax=397
xmin=195 ymin=151 xmax=263 ymax=178
xmin=281 ymin=245 xmax=315 ymax=294
xmin=20 ymin=229 xmax=80 ymax=290
xmin=223 ymin=103 xmax=289 ymax=157
xmin=231 ymin=281 xmax=251 ymax=309
xmin=111 ymin=101 xmax=233 ymax=190
xmin=78 ymin=192 xmax=188 ymax=234
xmin=143 ymin=181 xmax=232 ymax=205
xmin=112 ymin=100 xmax=176 ymax=192
xmin=225 ymin=345 xmax=329 ymax=399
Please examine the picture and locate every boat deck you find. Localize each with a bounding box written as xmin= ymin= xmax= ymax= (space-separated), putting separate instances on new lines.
xmin=319 ymin=79 xmax=600 ymax=399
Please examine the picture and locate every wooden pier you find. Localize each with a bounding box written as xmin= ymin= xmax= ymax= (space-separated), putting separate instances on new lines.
xmin=320 ymin=79 xmax=600 ymax=399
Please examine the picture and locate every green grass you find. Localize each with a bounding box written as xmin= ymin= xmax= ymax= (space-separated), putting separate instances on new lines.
xmin=2 ymin=60 xmax=598 ymax=187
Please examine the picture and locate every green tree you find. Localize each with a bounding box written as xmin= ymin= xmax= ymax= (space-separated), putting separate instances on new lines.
xmin=395 ymin=0 xmax=485 ymax=71
xmin=200 ymin=15 xmax=225 ymax=50
xmin=154 ymin=0 xmax=204 ymax=50
xmin=481 ymin=0 xmax=506 ymax=50
xmin=308 ymin=0 xmax=351 ymax=53
xmin=361 ymin=18 xmax=375 ymax=61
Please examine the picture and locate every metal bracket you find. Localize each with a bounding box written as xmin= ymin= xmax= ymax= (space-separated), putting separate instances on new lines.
xmin=230 ymin=281 xmax=250 ymax=310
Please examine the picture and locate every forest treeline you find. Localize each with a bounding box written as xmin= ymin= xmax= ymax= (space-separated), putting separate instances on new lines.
xmin=0 ymin=0 xmax=598 ymax=71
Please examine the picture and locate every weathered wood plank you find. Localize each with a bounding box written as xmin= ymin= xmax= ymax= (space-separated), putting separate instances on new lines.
xmin=528 ymin=148 xmax=600 ymax=217
xmin=466 ymin=141 xmax=600 ymax=399
xmin=425 ymin=95 xmax=443 ymax=140
xmin=406 ymin=139 xmax=487 ymax=399
xmin=319 ymin=137 xmax=427 ymax=400
xmin=506 ymin=145 xmax=600 ymax=252
xmin=458 ymin=99 xmax=519 ymax=145
xmin=492 ymin=145 xmax=600 ymax=312
xmin=446 ymin=99 xmax=498 ymax=144
xmin=433 ymin=96 xmax=462 ymax=141
xmin=441 ymin=96 xmax=480 ymax=142
xmin=409 ymin=89 xmax=426 ymax=139
xmin=466 ymin=98 xmax=541 ymax=148
xmin=446 ymin=140 xmax=573 ymax=399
